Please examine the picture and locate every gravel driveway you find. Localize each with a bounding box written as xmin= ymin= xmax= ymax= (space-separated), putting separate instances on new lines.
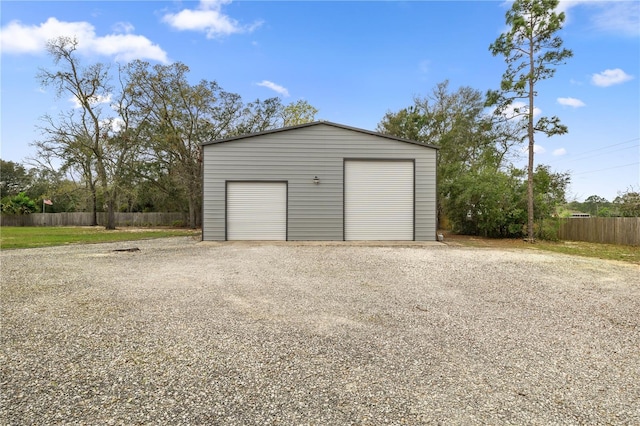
xmin=1 ymin=237 xmax=639 ymax=425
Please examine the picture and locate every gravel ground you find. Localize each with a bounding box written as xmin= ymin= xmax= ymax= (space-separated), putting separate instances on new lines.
xmin=1 ymin=237 xmax=639 ymax=425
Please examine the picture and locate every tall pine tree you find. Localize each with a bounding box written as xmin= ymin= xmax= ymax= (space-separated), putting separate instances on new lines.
xmin=487 ymin=0 xmax=572 ymax=242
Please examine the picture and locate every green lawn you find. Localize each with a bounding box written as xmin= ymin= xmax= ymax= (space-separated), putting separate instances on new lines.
xmin=444 ymin=233 xmax=639 ymax=265
xmin=0 ymin=227 xmax=200 ymax=250
xmin=531 ymin=240 xmax=640 ymax=265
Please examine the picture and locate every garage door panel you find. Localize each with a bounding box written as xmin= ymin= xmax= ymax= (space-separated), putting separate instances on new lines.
xmin=227 ymin=182 xmax=287 ymax=240
xmin=345 ymin=161 xmax=414 ymax=241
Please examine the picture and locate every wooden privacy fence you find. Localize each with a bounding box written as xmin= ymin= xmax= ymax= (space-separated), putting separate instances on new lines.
xmin=558 ymin=217 xmax=640 ymax=246
xmin=0 ymin=212 xmax=187 ymax=227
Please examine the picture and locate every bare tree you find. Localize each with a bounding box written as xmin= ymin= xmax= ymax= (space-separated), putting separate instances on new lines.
xmin=34 ymin=36 xmax=138 ymax=229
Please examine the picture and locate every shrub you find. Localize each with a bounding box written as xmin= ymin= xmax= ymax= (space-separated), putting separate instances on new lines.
xmin=1 ymin=192 xmax=37 ymax=215
xmin=536 ymin=218 xmax=560 ymax=241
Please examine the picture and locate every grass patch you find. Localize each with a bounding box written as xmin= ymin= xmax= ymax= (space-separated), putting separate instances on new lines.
xmin=442 ymin=232 xmax=639 ymax=265
xmin=0 ymin=226 xmax=200 ymax=250
xmin=531 ymin=240 xmax=640 ymax=265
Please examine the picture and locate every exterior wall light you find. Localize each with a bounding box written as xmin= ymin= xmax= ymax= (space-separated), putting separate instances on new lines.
xmin=313 ymin=176 xmax=320 ymax=185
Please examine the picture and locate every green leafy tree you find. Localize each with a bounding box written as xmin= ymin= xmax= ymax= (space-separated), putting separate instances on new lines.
xmin=1 ymin=164 xmax=89 ymax=213
xmin=0 ymin=160 xmax=33 ymax=199
xmin=46 ymin=178 xmax=88 ymax=213
xmin=1 ymin=192 xmax=37 ymax=215
xmin=124 ymin=61 xmax=241 ymax=227
xmin=33 ymin=130 xmax=101 ymax=222
xmin=378 ymin=81 xmax=523 ymax=227
xmin=596 ymin=207 xmax=613 ymax=217
xmin=531 ymin=165 xmax=569 ymax=239
xmin=532 ymin=164 xmax=569 ymax=219
xmin=583 ymin=195 xmax=609 ymax=217
xmin=281 ymin=100 xmax=318 ymax=127
xmin=445 ymin=166 xmax=527 ymax=238
xmin=378 ymin=107 xmax=425 ymax=143
xmin=487 ymin=0 xmax=573 ymax=242
xmin=444 ymin=165 xmax=569 ymax=238
xmin=125 ymin=60 xmax=319 ymax=226
xmin=30 ymin=42 xmax=321 ymax=224
xmin=614 ymin=190 xmax=640 ymax=217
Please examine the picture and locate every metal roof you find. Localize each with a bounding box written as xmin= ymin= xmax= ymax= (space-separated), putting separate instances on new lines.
xmin=201 ymin=120 xmax=439 ymax=150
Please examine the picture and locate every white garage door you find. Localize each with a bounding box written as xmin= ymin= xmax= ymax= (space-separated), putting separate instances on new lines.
xmin=227 ymin=182 xmax=287 ymax=240
xmin=345 ymin=161 xmax=414 ymax=241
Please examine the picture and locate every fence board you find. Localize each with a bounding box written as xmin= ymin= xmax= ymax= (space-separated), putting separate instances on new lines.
xmin=559 ymin=217 xmax=639 ymax=246
xmin=1 ymin=212 xmax=187 ymax=228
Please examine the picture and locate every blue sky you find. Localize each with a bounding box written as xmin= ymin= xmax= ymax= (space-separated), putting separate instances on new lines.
xmin=1 ymin=0 xmax=638 ymax=202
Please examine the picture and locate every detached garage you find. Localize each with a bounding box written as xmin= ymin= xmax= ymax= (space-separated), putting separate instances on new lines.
xmin=201 ymin=121 xmax=438 ymax=241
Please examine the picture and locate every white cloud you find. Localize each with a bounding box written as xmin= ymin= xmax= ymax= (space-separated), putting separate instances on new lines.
xmin=553 ymin=148 xmax=567 ymax=156
xmin=90 ymin=34 xmax=168 ymax=63
xmin=70 ymin=93 xmax=112 ymax=109
xmin=256 ymin=80 xmax=289 ymax=97
xmin=522 ymin=144 xmax=547 ymax=154
xmin=589 ymin=1 xmax=639 ymax=37
xmin=556 ymin=1 xmax=580 ymax=16
xmin=110 ymin=117 xmax=125 ymax=133
xmin=558 ymin=1 xmax=639 ymax=37
xmin=162 ymin=0 xmax=262 ymax=38
xmin=501 ymin=101 xmax=542 ymax=120
xmin=112 ymin=22 xmax=135 ymax=34
xmin=0 ymin=17 xmax=168 ymax=63
xmin=557 ymin=97 xmax=585 ymax=107
xmin=591 ymin=68 xmax=634 ymax=87
xmin=0 ymin=18 xmax=92 ymax=54
xmin=98 ymin=116 xmax=125 ymax=133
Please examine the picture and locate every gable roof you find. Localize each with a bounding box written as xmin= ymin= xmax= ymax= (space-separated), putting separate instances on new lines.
xmin=201 ymin=120 xmax=439 ymax=150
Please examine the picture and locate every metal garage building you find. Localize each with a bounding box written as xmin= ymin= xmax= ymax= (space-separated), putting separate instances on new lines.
xmin=201 ymin=121 xmax=438 ymax=241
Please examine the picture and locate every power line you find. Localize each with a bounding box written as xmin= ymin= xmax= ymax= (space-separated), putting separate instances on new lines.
xmin=546 ymin=137 xmax=639 ymax=164
xmin=571 ymin=162 xmax=640 ymax=176
xmin=575 ymin=137 xmax=638 ymax=154
xmin=556 ymin=144 xmax=639 ymax=164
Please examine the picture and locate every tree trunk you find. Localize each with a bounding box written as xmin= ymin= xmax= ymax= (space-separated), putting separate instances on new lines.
xmin=187 ymin=158 xmax=201 ymax=229
xmin=95 ymin=157 xmax=116 ymax=230
xmin=527 ymin=34 xmax=536 ymax=243
xmin=527 ymin=133 xmax=535 ymax=242
xmin=188 ymin=195 xmax=197 ymax=229
xmin=105 ymin=197 xmax=116 ymax=230
xmin=89 ymin=182 xmax=98 ymax=226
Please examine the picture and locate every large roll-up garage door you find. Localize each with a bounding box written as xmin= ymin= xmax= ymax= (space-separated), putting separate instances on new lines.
xmin=227 ymin=182 xmax=287 ymax=240
xmin=344 ymin=160 xmax=414 ymax=240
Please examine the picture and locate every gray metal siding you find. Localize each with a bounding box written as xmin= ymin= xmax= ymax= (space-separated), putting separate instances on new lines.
xmin=202 ymin=124 xmax=437 ymax=241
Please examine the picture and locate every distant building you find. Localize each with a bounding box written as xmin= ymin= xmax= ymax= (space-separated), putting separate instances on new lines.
xmin=570 ymin=212 xmax=590 ymax=218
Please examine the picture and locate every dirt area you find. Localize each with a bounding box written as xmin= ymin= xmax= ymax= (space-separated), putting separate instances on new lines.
xmin=439 ymin=231 xmax=527 ymax=248
xmin=1 ymin=238 xmax=639 ymax=424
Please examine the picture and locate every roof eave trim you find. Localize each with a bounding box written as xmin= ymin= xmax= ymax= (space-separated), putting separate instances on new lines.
xmin=201 ymin=120 xmax=439 ymax=150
